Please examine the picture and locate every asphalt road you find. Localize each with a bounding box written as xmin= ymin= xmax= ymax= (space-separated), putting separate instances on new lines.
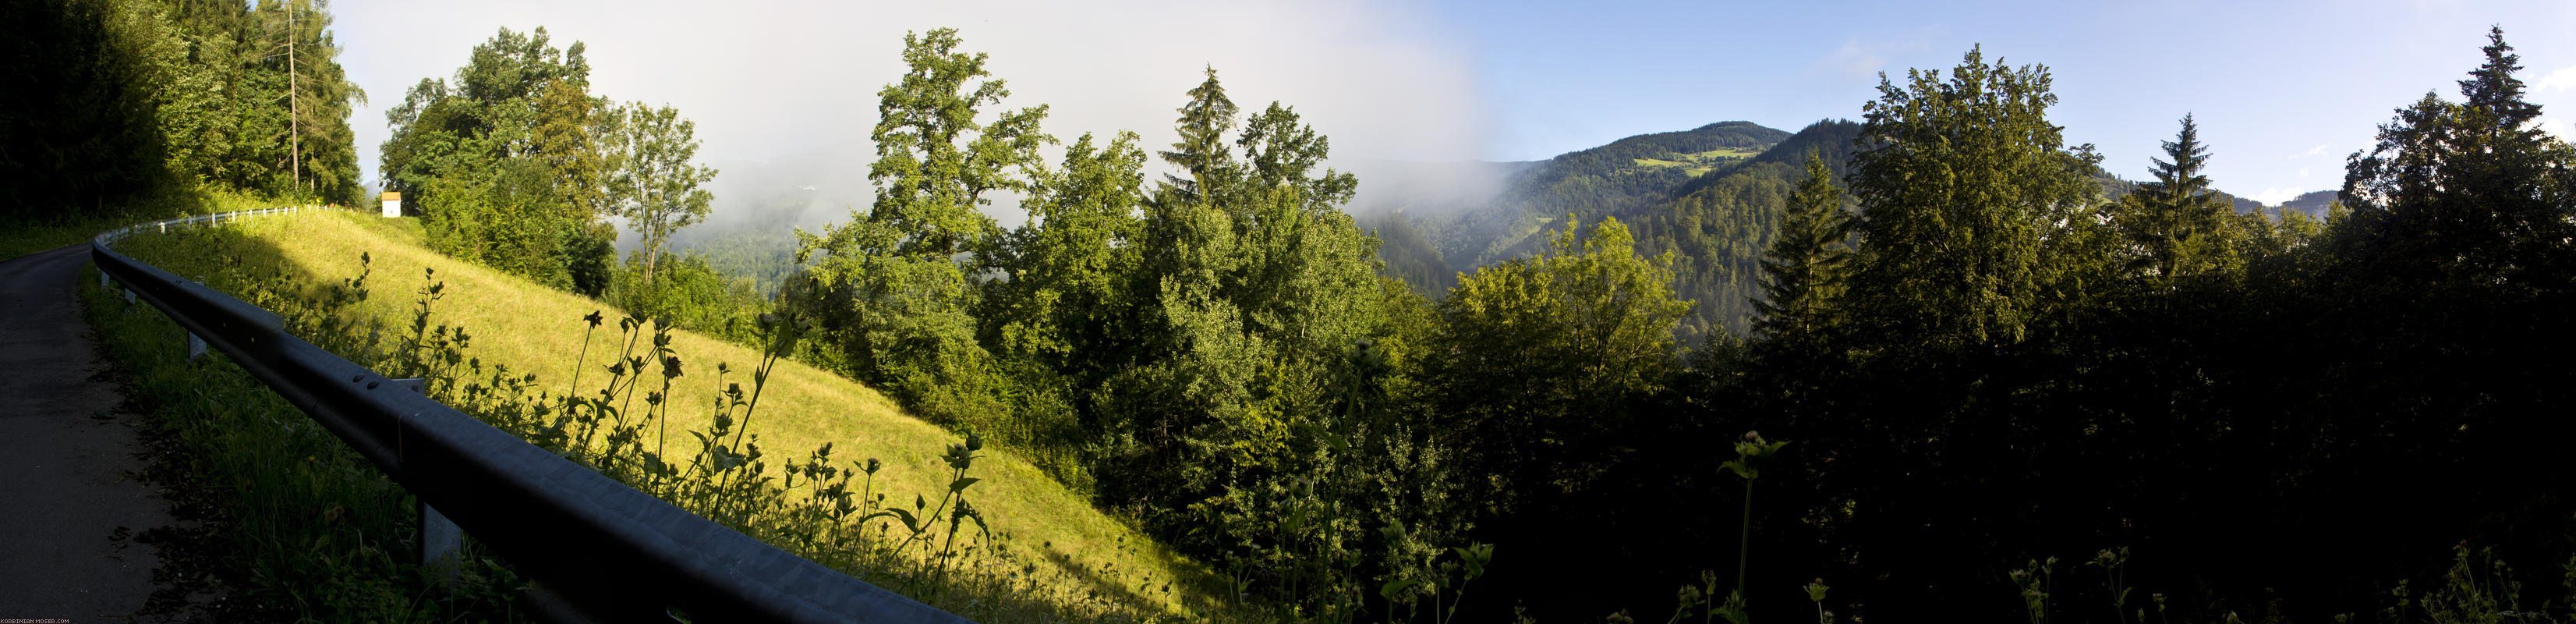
xmin=0 ymin=244 xmax=175 ymax=621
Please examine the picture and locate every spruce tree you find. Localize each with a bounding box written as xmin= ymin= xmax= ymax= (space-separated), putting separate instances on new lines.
xmin=2342 ymin=27 xmax=2574 ymax=285
xmin=1751 ymin=151 xmax=1849 ymax=342
xmin=1155 ymin=66 xmax=1239 ymax=208
xmin=2120 ymin=114 xmax=2226 ymax=287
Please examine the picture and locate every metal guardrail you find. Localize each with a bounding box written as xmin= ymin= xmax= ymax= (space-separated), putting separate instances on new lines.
xmin=93 ymin=207 xmax=974 ymax=623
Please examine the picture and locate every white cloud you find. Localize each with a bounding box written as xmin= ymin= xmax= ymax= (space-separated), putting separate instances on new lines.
xmin=1822 ymin=40 xmax=1891 ymax=79
xmin=336 ymin=0 xmax=1490 ymax=230
xmin=2541 ymin=116 xmax=2573 ymax=143
xmin=2297 ymin=142 xmax=2334 ymax=158
xmin=2252 ymin=187 xmax=2304 ymax=205
xmin=2536 ymin=64 xmax=2576 ymax=92
xmin=1815 ymin=29 xmax=1940 ymax=81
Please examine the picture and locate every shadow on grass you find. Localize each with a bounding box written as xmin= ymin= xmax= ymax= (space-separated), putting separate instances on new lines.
xmin=80 ymin=228 xmax=535 ymax=622
xmin=1038 ymin=537 xmax=1232 ymax=620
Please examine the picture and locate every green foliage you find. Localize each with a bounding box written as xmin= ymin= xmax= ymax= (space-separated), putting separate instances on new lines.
xmin=1158 ymin=66 xmax=1241 ymax=207
xmin=84 ymin=237 xmax=528 ymax=621
xmin=978 ymin=130 xmax=1150 ymax=479
xmin=0 ymin=0 xmax=363 ymax=222
xmin=1098 ymin=70 xmax=1406 ymax=583
xmin=681 ymin=228 xmax=801 ymax=296
xmin=2338 ymin=26 xmax=2576 ymax=290
xmin=1364 ymin=213 xmax=1457 ymax=296
xmin=603 ymin=101 xmax=718 ymax=287
xmin=1 ymin=0 xmax=159 ymax=217
xmin=1424 ymin=215 xmax=1689 ymax=517
xmin=776 ymin=48 xmax=1477 ymax=618
xmin=1749 ymin=151 xmax=1849 ymax=345
xmin=1670 ymin=31 xmax=2576 ymax=623
xmin=614 ymin=250 xmax=765 ymax=344
xmin=795 ymin=27 xmax=1048 ymax=441
xmin=382 ymin=26 xmax=617 ymax=294
xmin=1367 ymin=119 xmax=1858 ymax=342
xmin=2114 ymin=114 xmax=2234 ymax=289
xmin=1844 ymin=45 xmax=2106 ymax=350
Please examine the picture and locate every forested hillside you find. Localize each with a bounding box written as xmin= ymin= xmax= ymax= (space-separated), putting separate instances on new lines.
xmin=1368 ymin=118 xmax=2291 ymax=339
xmin=1622 ymin=119 xmax=1863 ymax=340
xmin=1 ymin=0 xmax=364 ymax=220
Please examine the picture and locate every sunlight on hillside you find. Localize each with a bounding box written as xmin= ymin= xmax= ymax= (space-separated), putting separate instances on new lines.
xmin=206 ymin=210 xmax=1213 ymax=616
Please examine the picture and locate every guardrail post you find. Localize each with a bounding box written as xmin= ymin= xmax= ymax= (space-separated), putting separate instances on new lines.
xmin=419 ymin=500 xmax=462 ymax=589
xmin=389 ymin=376 xmax=463 ymax=590
xmin=186 ymin=276 xmax=207 ymax=362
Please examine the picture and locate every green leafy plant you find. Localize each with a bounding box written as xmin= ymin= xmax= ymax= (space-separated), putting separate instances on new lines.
xmin=1805 ymin=578 xmax=1831 ymax=624
xmin=1713 ymin=430 xmax=1789 ymax=624
xmin=2011 ymin=556 xmax=2059 ymax=624
xmin=2089 ymin=547 xmax=2135 ymax=624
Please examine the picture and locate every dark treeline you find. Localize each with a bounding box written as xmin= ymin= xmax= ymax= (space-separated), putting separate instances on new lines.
xmin=2 ymin=0 xmax=363 ymax=222
xmin=1549 ymin=34 xmax=2576 ymax=622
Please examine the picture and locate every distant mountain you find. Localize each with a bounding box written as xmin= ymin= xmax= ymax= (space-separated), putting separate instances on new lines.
xmin=1615 ymin=119 xmax=1861 ymax=341
xmin=1356 ymin=119 xmax=2324 ymax=341
xmin=1352 ymin=121 xmax=1793 ymax=298
xmin=2276 ymin=190 xmax=2337 ymax=218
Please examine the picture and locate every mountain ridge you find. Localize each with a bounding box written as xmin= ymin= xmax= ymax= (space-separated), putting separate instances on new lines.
xmin=1357 ymin=119 xmax=2333 ymax=339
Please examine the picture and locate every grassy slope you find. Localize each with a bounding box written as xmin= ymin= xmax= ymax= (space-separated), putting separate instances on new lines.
xmin=142 ymin=209 xmax=1212 ymax=615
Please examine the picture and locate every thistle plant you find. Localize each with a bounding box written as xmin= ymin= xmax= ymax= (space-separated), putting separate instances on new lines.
xmin=2089 ymin=547 xmax=2134 ymax=624
xmin=2010 ymin=556 xmax=2059 ymax=624
xmin=1381 ymin=538 xmax=1494 ymax=624
xmin=1714 ymin=430 xmax=1790 ymax=623
xmin=1660 ymin=570 xmax=1719 ymax=624
xmin=1805 ymin=578 xmax=1831 ymax=624
xmin=859 ymin=431 xmax=994 ymax=597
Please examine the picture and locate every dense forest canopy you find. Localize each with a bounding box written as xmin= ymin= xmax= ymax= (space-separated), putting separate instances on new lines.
xmin=1 ymin=0 xmax=365 ymax=221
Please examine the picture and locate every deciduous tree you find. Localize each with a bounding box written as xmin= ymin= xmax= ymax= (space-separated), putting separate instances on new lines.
xmin=1844 ymin=45 xmax=2104 ymax=350
xmin=602 ymin=101 xmax=717 ymax=288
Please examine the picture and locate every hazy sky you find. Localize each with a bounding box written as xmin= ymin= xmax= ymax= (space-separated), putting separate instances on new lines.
xmin=334 ymin=0 xmax=2576 ymax=213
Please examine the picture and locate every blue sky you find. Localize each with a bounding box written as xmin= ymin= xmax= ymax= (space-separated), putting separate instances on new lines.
xmin=338 ymin=0 xmax=2576 ymax=214
xmin=1435 ymin=0 xmax=2576 ymax=203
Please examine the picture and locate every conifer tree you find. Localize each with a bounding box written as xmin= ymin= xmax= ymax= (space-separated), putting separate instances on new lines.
xmin=2342 ymin=26 xmax=2574 ymax=284
xmin=1238 ymin=101 xmax=1357 ymax=215
xmin=1751 ymin=151 xmax=1849 ymax=343
xmin=1155 ymin=66 xmax=1239 ymax=208
xmin=2119 ymin=114 xmax=2227 ymax=288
